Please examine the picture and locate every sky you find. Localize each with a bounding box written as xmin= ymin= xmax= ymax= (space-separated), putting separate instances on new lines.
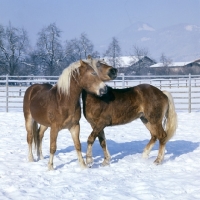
xmin=0 ymin=0 xmax=200 ymax=49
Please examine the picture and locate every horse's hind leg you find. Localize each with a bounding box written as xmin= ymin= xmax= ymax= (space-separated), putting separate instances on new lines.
xmin=37 ymin=125 xmax=48 ymax=160
xmin=25 ymin=114 xmax=34 ymax=162
xmin=154 ymin=138 xmax=166 ymax=164
xmin=142 ymin=135 xmax=157 ymax=159
xmin=143 ymin=120 xmax=167 ymax=164
xmin=98 ymin=130 xmax=111 ymax=166
xmin=70 ymin=124 xmax=87 ymax=169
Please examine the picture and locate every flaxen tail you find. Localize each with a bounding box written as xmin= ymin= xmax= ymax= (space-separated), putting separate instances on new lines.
xmin=162 ymin=91 xmax=178 ymax=143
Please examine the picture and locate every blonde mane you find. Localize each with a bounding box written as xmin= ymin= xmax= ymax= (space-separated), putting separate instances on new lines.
xmin=57 ymin=59 xmax=101 ymax=95
xmin=57 ymin=61 xmax=81 ymax=95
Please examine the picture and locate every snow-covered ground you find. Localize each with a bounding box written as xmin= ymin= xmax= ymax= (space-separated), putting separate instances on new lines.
xmin=0 ymin=111 xmax=200 ymax=200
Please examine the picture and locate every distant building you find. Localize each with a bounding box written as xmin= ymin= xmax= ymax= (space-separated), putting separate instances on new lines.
xmin=150 ymin=59 xmax=200 ymax=75
xmin=105 ymin=56 xmax=156 ymax=75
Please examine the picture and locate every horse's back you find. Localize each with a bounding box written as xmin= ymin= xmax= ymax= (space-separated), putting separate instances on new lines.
xmin=23 ymin=83 xmax=53 ymax=118
xmin=136 ymin=84 xmax=168 ymax=105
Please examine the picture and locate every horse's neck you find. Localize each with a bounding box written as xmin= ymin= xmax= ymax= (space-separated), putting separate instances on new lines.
xmin=57 ymin=77 xmax=82 ymax=105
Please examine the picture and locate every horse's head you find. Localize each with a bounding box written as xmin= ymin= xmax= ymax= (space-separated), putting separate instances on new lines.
xmin=79 ymin=60 xmax=107 ymax=96
xmin=87 ymin=55 xmax=118 ymax=82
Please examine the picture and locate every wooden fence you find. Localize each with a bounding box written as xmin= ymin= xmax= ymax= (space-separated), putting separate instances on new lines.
xmin=0 ymin=74 xmax=200 ymax=112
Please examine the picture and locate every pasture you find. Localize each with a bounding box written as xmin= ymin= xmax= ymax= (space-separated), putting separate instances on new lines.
xmin=0 ymin=74 xmax=200 ymax=199
xmin=0 ymin=112 xmax=200 ymax=199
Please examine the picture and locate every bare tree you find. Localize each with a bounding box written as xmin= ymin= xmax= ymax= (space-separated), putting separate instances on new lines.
xmin=0 ymin=23 xmax=30 ymax=75
xmin=79 ymin=33 xmax=95 ymax=59
xmin=65 ymin=33 xmax=99 ymax=63
xmin=160 ymin=53 xmax=172 ymax=75
xmin=131 ymin=45 xmax=149 ymax=75
xmin=35 ymin=23 xmax=64 ymax=75
xmin=65 ymin=38 xmax=82 ymax=62
xmin=103 ymin=37 xmax=122 ymax=68
xmin=19 ymin=50 xmax=41 ymax=75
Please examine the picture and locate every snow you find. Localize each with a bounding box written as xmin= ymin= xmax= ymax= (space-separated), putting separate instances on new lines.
xmin=141 ymin=37 xmax=151 ymax=42
xmin=185 ymin=25 xmax=200 ymax=32
xmin=138 ymin=24 xmax=155 ymax=32
xmin=104 ymin=56 xmax=144 ymax=68
xmin=0 ymin=111 xmax=200 ymax=199
xmin=150 ymin=62 xmax=192 ymax=68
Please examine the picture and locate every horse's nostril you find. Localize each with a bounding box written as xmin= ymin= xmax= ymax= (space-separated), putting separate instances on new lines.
xmin=111 ymin=68 xmax=117 ymax=74
xmin=104 ymin=85 xmax=107 ymax=93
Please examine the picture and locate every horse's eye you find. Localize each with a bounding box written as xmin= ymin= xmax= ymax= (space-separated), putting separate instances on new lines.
xmin=91 ymin=72 xmax=97 ymax=76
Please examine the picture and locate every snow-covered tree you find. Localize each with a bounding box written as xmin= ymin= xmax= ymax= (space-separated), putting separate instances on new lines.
xmin=35 ymin=23 xmax=64 ymax=75
xmin=130 ymin=45 xmax=150 ymax=75
xmin=65 ymin=33 xmax=99 ymax=63
xmin=103 ymin=37 xmax=122 ymax=68
xmin=0 ymin=23 xmax=30 ymax=75
xmin=160 ymin=53 xmax=172 ymax=75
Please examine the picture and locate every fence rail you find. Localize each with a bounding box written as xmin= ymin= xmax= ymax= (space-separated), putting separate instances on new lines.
xmin=0 ymin=74 xmax=200 ymax=112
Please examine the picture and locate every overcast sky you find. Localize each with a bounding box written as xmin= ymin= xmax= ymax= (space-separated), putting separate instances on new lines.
xmin=0 ymin=0 xmax=200 ymax=48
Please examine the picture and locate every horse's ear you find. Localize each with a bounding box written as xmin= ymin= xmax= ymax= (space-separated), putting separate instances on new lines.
xmin=80 ymin=60 xmax=87 ymax=67
xmin=80 ymin=60 xmax=83 ymax=64
xmin=97 ymin=61 xmax=101 ymax=68
xmin=87 ymin=55 xmax=92 ymax=60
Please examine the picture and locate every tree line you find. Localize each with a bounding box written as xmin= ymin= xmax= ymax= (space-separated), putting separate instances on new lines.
xmin=1 ymin=22 xmax=180 ymax=76
xmin=0 ymin=22 xmax=125 ymax=76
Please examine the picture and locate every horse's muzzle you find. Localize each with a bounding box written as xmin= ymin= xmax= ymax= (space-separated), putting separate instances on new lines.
xmin=99 ymin=85 xmax=107 ymax=96
xmin=109 ymin=68 xmax=118 ymax=79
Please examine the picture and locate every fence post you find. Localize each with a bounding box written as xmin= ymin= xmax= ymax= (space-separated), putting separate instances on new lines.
xmin=6 ymin=75 xmax=8 ymax=112
xmin=188 ymin=73 xmax=191 ymax=113
xmin=122 ymin=73 xmax=125 ymax=88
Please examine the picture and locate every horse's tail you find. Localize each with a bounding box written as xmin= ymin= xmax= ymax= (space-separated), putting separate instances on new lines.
xmin=162 ymin=91 xmax=178 ymax=143
xmin=32 ymin=120 xmax=39 ymax=150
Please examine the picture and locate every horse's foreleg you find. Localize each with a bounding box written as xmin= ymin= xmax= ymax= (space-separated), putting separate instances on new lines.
xmin=142 ymin=135 xmax=157 ymax=159
xmin=86 ymin=127 xmax=102 ymax=166
xmin=98 ymin=130 xmax=111 ymax=166
xmin=37 ymin=125 xmax=48 ymax=160
xmin=70 ymin=124 xmax=87 ymax=169
xmin=48 ymin=126 xmax=59 ymax=170
xmin=86 ymin=135 xmax=94 ymax=166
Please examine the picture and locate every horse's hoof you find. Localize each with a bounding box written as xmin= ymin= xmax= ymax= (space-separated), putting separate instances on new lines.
xmin=48 ymin=163 xmax=54 ymax=170
xmin=86 ymin=156 xmax=94 ymax=167
xmin=101 ymin=160 xmax=110 ymax=167
xmin=80 ymin=163 xmax=88 ymax=169
xmin=28 ymin=156 xmax=34 ymax=162
xmin=40 ymin=155 xmax=44 ymax=160
xmin=154 ymin=159 xmax=162 ymax=165
xmin=87 ymin=162 xmax=94 ymax=168
xmin=142 ymin=152 xmax=149 ymax=159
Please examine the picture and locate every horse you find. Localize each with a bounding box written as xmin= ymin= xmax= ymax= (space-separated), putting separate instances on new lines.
xmin=82 ymin=84 xmax=178 ymax=166
xmin=23 ymin=58 xmax=118 ymax=170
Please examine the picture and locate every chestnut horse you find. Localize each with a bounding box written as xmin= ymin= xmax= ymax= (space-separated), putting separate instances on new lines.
xmin=23 ymin=60 xmax=108 ymax=170
xmin=82 ymin=84 xmax=178 ymax=166
xmin=23 ymin=58 xmax=117 ymax=170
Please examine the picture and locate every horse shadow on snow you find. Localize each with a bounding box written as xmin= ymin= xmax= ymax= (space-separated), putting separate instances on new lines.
xmin=55 ymin=139 xmax=200 ymax=168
